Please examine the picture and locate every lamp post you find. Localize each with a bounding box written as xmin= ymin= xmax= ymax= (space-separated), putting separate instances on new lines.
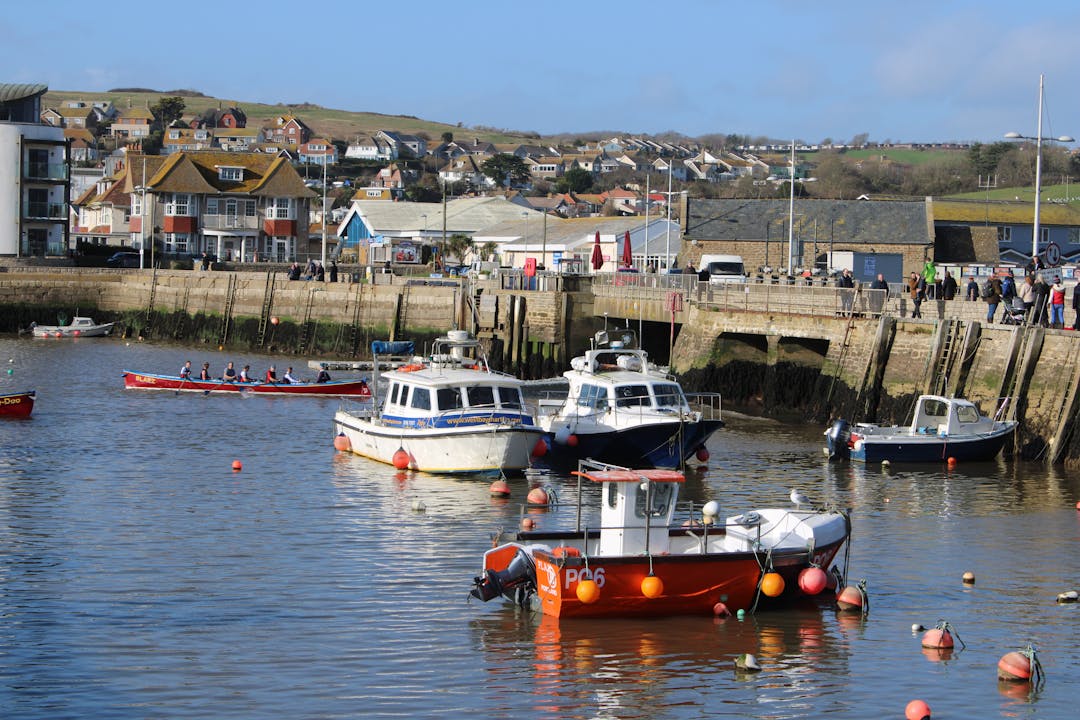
xmin=1005 ymin=74 xmax=1074 ymax=260
xmin=521 ymin=211 xmax=529 ymax=266
xmin=320 ymin=153 xmax=328 ymax=272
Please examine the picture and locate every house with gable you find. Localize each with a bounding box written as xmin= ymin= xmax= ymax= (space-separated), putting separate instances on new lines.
xmin=162 ymin=126 xmax=214 ymax=154
xmin=65 ymin=128 xmax=101 ymax=164
xmin=375 ymin=130 xmax=427 ymax=159
xmin=213 ymin=127 xmax=263 ymax=152
xmin=110 ymin=105 xmax=154 ymax=141
xmin=264 ymin=114 xmax=312 ymax=146
xmin=439 ymin=154 xmax=491 ymax=190
xmin=192 ymin=106 xmax=247 ymax=130
xmin=72 ymin=167 xmax=136 ymax=247
xmin=346 ymin=134 xmax=394 ymax=161
xmin=298 ymin=138 xmax=338 ymax=165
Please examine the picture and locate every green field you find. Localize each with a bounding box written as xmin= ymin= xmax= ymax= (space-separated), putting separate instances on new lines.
xmin=838 ymin=147 xmax=962 ymax=165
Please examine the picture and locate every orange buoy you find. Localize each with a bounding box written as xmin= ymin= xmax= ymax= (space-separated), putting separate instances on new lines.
xmin=392 ymin=448 xmax=410 ymax=470
xmin=921 ymin=627 xmax=955 ymax=649
xmin=997 ymin=651 xmax=1033 ymax=682
xmin=270 ymin=316 xmax=279 ymax=325
xmin=712 ymin=602 xmax=731 ymax=618
xmin=576 ymin=578 xmax=600 ymax=604
xmin=566 ymin=434 xmax=579 ymax=447
xmin=531 ymin=438 xmax=547 ymax=457
xmin=641 ymin=574 xmax=664 ymax=598
xmin=489 ymin=479 xmax=511 ymax=497
xmin=231 ymin=459 xmax=243 ymax=472
xmin=798 ymin=567 xmax=828 ymax=595
xmin=836 ymin=582 xmax=867 ymax=612
xmin=333 ymin=433 xmax=351 ymax=452
xmin=551 ymin=546 xmax=580 ymax=558
xmin=760 ymin=572 xmax=785 ymax=598
xmin=947 ymin=456 xmax=957 ymax=468
xmin=696 ymin=446 xmax=710 ymax=462
xmin=905 ymin=699 xmax=931 ymax=720
xmin=520 ymin=517 xmax=535 ymax=531
xmin=1075 ymin=501 xmax=1080 ymax=511
xmin=527 ymin=486 xmax=549 ymax=505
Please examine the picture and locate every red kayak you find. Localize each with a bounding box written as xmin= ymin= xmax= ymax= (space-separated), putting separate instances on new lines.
xmin=122 ymin=371 xmax=373 ymax=398
xmin=0 ymin=389 xmax=35 ymax=417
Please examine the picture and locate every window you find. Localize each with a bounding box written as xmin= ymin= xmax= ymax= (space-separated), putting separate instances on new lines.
xmin=410 ymin=387 xmax=431 ymax=411
xmin=467 ymin=386 xmax=495 ymax=408
xmin=615 ymin=384 xmax=649 ymax=408
xmin=245 ymin=200 xmax=256 ymax=217
xmin=389 ymin=382 xmax=402 ymax=406
xmin=654 ymin=383 xmax=684 ymax=408
xmin=218 ymin=166 xmax=243 ymax=181
xmin=956 ymin=405 xmax=979 ymax=424
xmin=576 ymin=384 xmax=608 ymax=411
xmin=437 ymin=387 xmax=463 ymax=411
xmin=131 ymin=195 xmax=142 ymax=216
xmin=165 ymin=233 xmax=189 ymax=254
xmin=634 ymin=482 xmax=674 ymax=518
xmin=268 ymin=198 xmax=294 ymax=220
xmin=497 ymin=387 xmax=522 ymax=409
xmin=166 ymin=194 xmax=191 ymax=216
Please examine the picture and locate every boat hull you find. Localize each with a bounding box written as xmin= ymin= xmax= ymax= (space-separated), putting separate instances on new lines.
xmin=334 ymin=409 xmax=543 ymax=474
xmin=123 ymin=371 xmax=373 ymax=397
xmin=0 ymin=390 xmax=35 ymax=418
xmin=538 ymin=418 xmax=724 ymax=469
xmin=851 ymin=429 xmax=1014 ymax=463
xmin=32 ymin=324 xmax=113 ymax=338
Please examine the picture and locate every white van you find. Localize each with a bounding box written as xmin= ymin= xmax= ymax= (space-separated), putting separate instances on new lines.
xmin=698 ymin=254 xmax=746 ymax=284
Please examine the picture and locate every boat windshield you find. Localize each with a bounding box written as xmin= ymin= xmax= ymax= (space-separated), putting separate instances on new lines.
xmin=410 ymin=387 xmax=431 ymax=410
xmin=496 ymin=386 xmax=523 ymax=409
xmin=577 ymin=384 xmax=609 ymax=411
xmin=615 ymin=384 xmax=650 ymax=408
xmin=634 ymin=482 xmax=675 ymax=518
xmin=956 ymin=405 xmax=980 ymax=423
xmin=466 ymin=385 xmax=495 ymax=408
xmin=437 ymin=387 xmax=464 ymax=410
xmin=653 ymin=383 xmax=684 ymax=408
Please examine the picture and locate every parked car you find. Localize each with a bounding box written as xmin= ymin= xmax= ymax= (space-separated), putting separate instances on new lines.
xmin=106 ymin=252 xmax=141 ymax=268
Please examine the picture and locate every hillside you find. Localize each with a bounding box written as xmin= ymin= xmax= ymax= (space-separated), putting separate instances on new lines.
xmin=43 ymin=88 xmax=536 ymax=145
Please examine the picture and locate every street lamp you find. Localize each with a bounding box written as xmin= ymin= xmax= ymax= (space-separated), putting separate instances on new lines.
xmin=521 ymin=211 xmax=529 ymax=265
xmin=1005 ymin=74 xmax=1074 ymax=260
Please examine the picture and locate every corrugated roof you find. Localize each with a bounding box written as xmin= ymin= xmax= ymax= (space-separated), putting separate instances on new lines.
xmin=0 ymin=83 xmax=48 ymax=103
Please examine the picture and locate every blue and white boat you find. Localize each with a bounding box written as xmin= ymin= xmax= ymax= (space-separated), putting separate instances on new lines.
xmin=824 ymin=394 xmax=1017 ymax=463
xmin=333 ymin=332 xmax=543 ymax=474
xmin=535 ymin=329 xmax=724 ymax=469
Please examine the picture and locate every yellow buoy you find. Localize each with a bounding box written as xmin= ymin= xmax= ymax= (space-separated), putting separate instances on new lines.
xmin=761 ymin=572 xmax=785 ymax=597
xmin=576 ymin=579 xmax=600 ymax=604
xmin=641 ymin=574 xmax=664 ymax=599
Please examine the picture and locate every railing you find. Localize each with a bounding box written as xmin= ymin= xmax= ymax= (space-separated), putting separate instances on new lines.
xmin=25 ymin=162 xmax=67 ymax=181
xmin=25 ymin=202 xmax=67 ymax=220
xmin=202 ymin=214 xmax=260 ymax=230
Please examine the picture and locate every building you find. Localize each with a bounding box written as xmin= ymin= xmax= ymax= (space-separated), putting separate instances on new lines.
xmin=0 ymin=83 xmax=69 ymax=257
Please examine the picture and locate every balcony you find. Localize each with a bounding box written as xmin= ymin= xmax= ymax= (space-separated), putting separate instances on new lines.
xmin=25 ymin=202 xmax=68 ymax=220
xmin=202 ymin=214 xmax=260 ymax=230
xmin=25 ymin=162 xmax=67 ymax=181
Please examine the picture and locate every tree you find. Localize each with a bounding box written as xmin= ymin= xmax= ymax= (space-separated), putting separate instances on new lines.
xmin=443 ymin=233 xmax=473 ymax=265
xmin=150 ymin=96 xmax=186 ymax=127
xmin=441 ymin=131 xmax=453 ymax=143
xmin=478 ymin=241 xmax=498 ymax=262
xmin=481 ymin=154 xmax=531 ymax=187
xmin=555 ymin=167 xmax=594 ymax=193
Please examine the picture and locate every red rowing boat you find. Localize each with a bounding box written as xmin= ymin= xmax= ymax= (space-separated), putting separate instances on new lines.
xmin=122 ymin=371 xmax=373 ymax=397
xmin=0 ymin=389 xmax=36 ymax=417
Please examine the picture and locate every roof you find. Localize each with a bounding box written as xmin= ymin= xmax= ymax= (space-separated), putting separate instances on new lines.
xmin=684 ymin=198 xmax=932 ymax=246
xmin=345 ymin=196 xmax=535 ymax=235
xmin=931 ymin=198 xmax=1080 ymax=226
xmin=0 ymin=83 xmax=48 ymax=103
xmin=132 ymin=151 xmax=315 ymax=198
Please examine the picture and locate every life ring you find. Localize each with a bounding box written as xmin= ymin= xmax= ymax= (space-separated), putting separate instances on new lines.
xmin=398 ymin=364 xmax=424 ymax=372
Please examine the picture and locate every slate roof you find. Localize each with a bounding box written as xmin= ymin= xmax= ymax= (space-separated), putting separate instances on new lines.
xmin=346 ymin=196 xmax=541 ymax=235
xmin=684 ymin=198 xmax=932 ymax=246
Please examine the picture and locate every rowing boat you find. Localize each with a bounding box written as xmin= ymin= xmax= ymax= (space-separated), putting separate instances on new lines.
xmin=122 ymin=371 xmax=373 ymax=397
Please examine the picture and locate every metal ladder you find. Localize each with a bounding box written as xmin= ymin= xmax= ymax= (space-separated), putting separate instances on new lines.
xmin=297 ymin=288 xmax=317 ymax=354
xmin=218 ymin=273 xmax=237 ymax=347
xmin=144 ymin=265 xmax=159 ymax=337
xmin=256 ymin=271 xmax=276 ymax=347
xmin=930 ymin=318 xmax=963 ymax=396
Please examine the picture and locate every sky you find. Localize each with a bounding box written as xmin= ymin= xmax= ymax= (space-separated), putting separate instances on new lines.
xmin=5 ymin=0 xmax=1080 ymax=145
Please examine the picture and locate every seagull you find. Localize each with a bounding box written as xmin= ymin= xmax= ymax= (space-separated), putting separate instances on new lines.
xmin=790 ymin=488 xmax=810 ymax=509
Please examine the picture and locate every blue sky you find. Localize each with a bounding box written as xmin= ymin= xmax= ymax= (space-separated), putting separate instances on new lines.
xmin=5 ymin=0 xmax=1080 ymax=144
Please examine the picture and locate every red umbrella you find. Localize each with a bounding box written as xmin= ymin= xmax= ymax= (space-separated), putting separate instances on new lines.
xmin=590 ymin=230 xmax=604 ymax=271
xmin=621 ymin=230 xmax=633 ymax=268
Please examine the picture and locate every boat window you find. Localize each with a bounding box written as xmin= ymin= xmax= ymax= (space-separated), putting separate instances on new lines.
xmin=467 ymin=385 xmax=495 ymax=408
xmin=437 ymin=387 xmax=463 ymax=411
xmin=922 ymin=399 xmax=948 ymax=417
xmin=615 ymin=384 xmax=650 ymax=408
xmin=654 ymin=383 xmax=684 ymax=408
xmin=496 ymin=386 xmax=521 ymax=409
xmin=410 ymin=387 xmax=431 ymax=411
xmin=956 ymin=405 xmax=979 ymax=423
xmin=389 ymin=382 xmax=402 ymax=406
xmin=607 ymin=482 xmax=618 ymax=509
xmin=634 ymin=482 xmax=674 ymax=518
xmin=577 ymin=384 xmax=609 ymax=411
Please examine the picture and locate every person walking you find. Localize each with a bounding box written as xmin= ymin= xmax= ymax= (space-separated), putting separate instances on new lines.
xmin=965 ymin=276 xmax=979 ymax=301
xmin=1050 ymin=276 xmax=1066 ymax=328
xmin=909 ymin=271 xmax=924 ymax=318
xmin=984 ymin=274 xmax=1002 ymax=324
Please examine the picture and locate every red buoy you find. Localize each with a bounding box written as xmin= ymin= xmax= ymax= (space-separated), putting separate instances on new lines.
xmin=836 ymin=583 xmax=866 ymax=612
xmin=520 ymin=517 xmax=535 ymax=531
xmin=231 ymin=459 xmax=243 ymax=472
xmin=531 ymin=438 xmax=547 ymax=457
xmin=998 ymin=651 xmax=1033 ymax=682
xmin=566 ymin=434 xmax=579 ymax=447
xmin=527 ymin=486 xmax=549 ymax=505
xmin=696 ymin=446 xmax=710 ymax=462
xmin=392 ymin=448 xmax=410 ymax=470
xmin=270 ymin=316 xmax=280 ymax=325
xmin=333 ymin=433 xmax=351 ymax=452
xmin=489 ymin=479 xmax=511 ymax=497
xmin=947 ymin=456 xmax=957 ymax=468
xmin=921 ymin=627 xmax=955 ymax=649
xmin=798 ymin=567 xmax=828 ymax=595
xmin=712 ymin=602 xmax=732 ymax=618
xmin=905 ymin=699 xmax=931 ymax=720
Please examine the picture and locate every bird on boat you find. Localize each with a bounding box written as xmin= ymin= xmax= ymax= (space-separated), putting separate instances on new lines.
xmin=790 ymin=488 xmax=811 ymax=509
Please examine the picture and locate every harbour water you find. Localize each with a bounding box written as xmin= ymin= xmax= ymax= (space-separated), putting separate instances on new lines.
xmin=1 ymin=338 xmax=1079 ymax=719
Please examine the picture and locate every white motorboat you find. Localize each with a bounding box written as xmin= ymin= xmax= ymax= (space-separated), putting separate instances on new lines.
xmin=32 ymin=316 xmax=114 ymax=338
xmin=333 ymin=331 xmax=544 ymax=474
xmin=535 ymin=328 xmax=723 ymax=469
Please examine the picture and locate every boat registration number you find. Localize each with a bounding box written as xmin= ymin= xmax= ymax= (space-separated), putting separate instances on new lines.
xmin=0 ymin=397 xmax=27 ymax=406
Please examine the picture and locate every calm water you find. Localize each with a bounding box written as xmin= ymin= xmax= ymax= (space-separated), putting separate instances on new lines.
xmin=1 ymin=337 xmax=1079 ymax=719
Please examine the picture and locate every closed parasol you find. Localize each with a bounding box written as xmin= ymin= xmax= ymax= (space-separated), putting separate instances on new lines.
xmin=591 ymin=231 xmax=604 ymax=271
xmin=621 ymin=230 xmax=633 ymax=268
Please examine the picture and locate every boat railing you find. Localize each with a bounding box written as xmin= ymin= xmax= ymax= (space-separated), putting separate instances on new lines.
xmin=686 ymin=392 xmax=723 ymax=421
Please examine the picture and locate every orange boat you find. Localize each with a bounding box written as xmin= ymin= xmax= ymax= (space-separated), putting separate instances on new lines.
xmin=471 ymin=461 xmax=851 ymax=618
xmin=0 ymin=389 xmax=35 ymax=418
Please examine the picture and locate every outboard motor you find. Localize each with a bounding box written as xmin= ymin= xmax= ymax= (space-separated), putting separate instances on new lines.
xmin=470 ymin=547 xmax=536 ymax=602
xmin=824 ymin=419 xmax=852 ymax=460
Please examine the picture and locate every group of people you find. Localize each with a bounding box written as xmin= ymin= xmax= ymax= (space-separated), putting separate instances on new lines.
xmin=179 ymin=360 xmax=311 ymax=384
xmin=977 ymin=270 xmax=1077 ymax=327
xmin=287 ymin=259 xmax=339 ymax=282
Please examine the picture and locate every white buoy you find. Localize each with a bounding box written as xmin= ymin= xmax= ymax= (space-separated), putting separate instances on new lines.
xmin=912 ymin=623 xmax=926 ymax=633
xmin=735 ymin=653 xmax=761 ymax=671
xmin=1056 ymin=590 xmax=1078 ymax=603
xmin=411 ymin=499 xmax=426 ymax=513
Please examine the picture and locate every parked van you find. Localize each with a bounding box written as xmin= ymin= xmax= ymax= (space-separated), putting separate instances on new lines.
xmin=698 ymin=254 xmax=746 ymax=284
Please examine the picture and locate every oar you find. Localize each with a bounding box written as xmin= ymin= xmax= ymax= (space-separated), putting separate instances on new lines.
xmin=176 ymin=376 xmax=187 ymax=396
xmin=203 ymin=378 xmax=230 ymax=396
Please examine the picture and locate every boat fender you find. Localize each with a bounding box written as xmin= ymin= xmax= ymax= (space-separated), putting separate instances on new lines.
xmin=398 ymin=364 xmax=424 ymax=372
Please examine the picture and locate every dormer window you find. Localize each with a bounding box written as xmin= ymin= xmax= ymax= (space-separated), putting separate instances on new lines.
xmin=218 ymin=166 xmax=243 ymax=182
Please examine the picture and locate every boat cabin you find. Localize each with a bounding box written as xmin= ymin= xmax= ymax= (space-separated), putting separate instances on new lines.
xmin=909 ymin=395 xmax=993 ymax=436
xmin=576 ymin=469 xmax=685 ymax=556
xmin=381 ymin=378 xmax=527 ymax=419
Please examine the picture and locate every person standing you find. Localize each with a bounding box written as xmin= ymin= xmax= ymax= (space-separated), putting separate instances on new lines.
xmin=315 ymin=261 xmax=326 ymax=282
xmin=965 ymin=276 xmax=979 ymax=301
xmin=869 ymin=272 xmax=888 ymax=314
xmin=985 ymin=274 xmax=1003 ymax=324
xmin=1018 ymin=275 xmax=1035 ymax=321
xmin=330 ymin=260 xmax=338 ymax=283
xmin=942 ymin=271 xmax=957 ymax=300
xmin=1033 ymin=275 xmax=1050 ymax=327
xmin=1050 ymin=276 xmax=1066 ymax=328
xmin=838 ymin=268 xmax=855 ymax=314
xmin=909 ymin=271 xmax=924 ymax=318
xmin=922 ymin=260 xmax=937 ymax=299
xmin=1073 ymin=280 xmax=1080 ymax=329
